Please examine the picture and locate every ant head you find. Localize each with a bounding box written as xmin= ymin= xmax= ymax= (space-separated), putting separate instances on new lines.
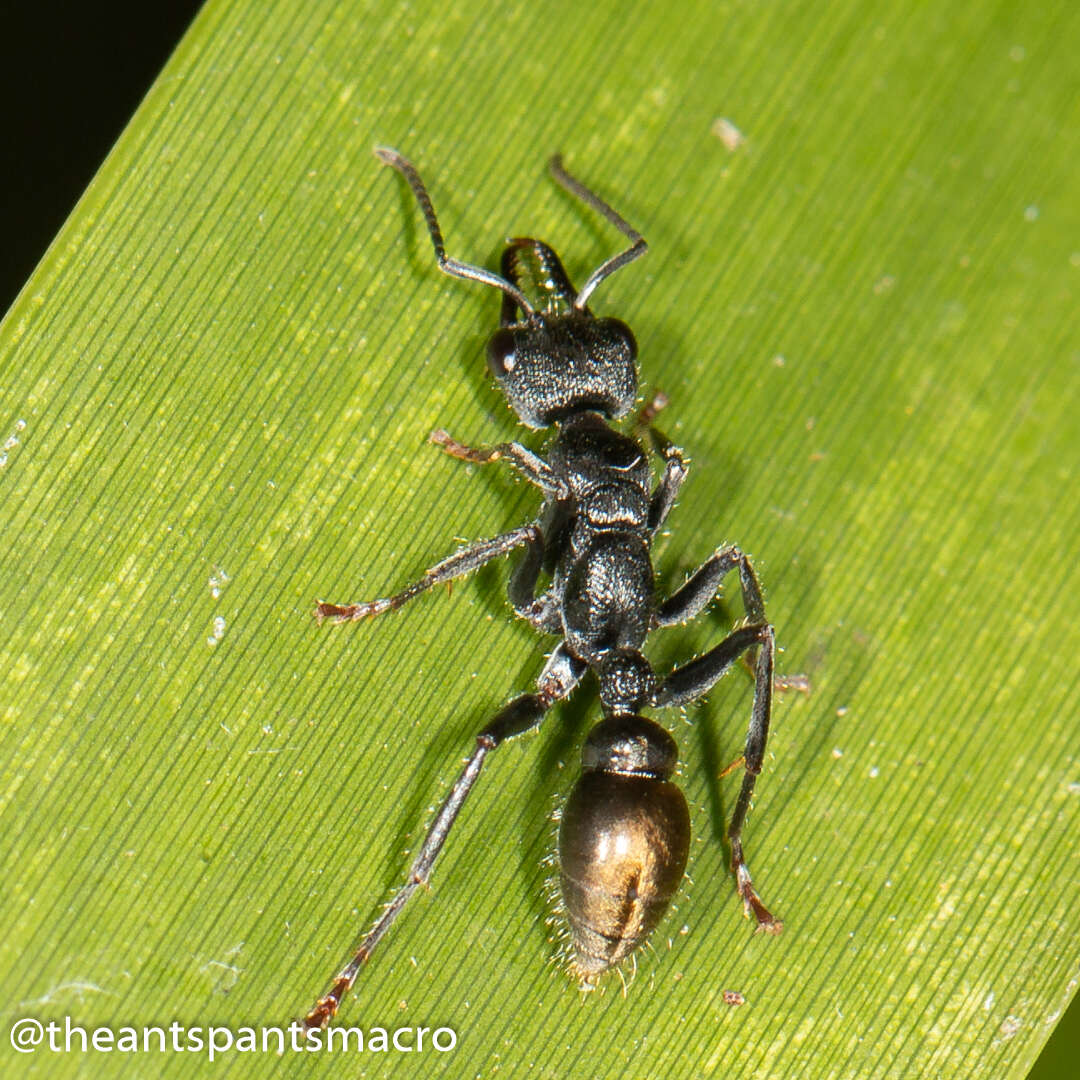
xmin=373 ymin=149 xmax=648 ymax=431
xmin=487 ymin=314 xmax=638 ymax=430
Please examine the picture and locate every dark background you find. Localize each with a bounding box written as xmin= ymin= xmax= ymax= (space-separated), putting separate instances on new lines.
xmin=1 ymin=4 xmax=204 ymax=310
xmin=0 ymin=5 xmax=1075 ymax=1077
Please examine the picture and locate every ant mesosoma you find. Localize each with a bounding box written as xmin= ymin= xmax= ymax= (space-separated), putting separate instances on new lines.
xmin=305 ymin=147 xmax=798 ymax=1029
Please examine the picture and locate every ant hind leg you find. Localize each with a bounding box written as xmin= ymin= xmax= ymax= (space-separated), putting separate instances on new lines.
xmin=305 ymin=644 xmax=584 ymax=1028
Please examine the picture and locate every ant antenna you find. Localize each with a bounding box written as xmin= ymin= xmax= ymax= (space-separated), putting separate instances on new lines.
xmin=548 ymin=154 xmax=648 ymax=311
xmin=374 ymin=147 xmax=538 ymax=320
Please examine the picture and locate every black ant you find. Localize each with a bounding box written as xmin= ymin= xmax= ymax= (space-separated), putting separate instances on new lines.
xmin=305 ymin=147 xmax=800 ymax=1029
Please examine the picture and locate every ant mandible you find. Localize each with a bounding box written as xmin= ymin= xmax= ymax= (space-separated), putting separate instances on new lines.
xmin=305 ymin=147 xmax=795 ymax=1029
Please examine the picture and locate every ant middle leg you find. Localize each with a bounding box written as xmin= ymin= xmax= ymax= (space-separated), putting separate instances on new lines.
xmin=656 ymin=545 xmax=809 ymax=693
xmin=654 ymin=544 xmax=764 ymax=628
xmin=304 ymin=644 xmax=584 ymax=1029
xmin=507 ymin=527 xmax=561 ymax=633
xmin=316 ymin=524 xmax=540 ymax=622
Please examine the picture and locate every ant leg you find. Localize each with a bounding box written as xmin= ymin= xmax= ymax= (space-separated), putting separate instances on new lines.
xmin=305 ymin=645 xmax=584 ymax=1029
xmin=652 ymin=624 xmax=767 ymax=708
xmin=429 ymin=429 xmax=567 ymax=497
xmin=374 ymin=147 xmax=538 ymax=321
xmin=728 ymin=628 xmax=782 ymax=933
xmin=652 ymin=622 xmax=782 ymax=933
xmin=317 ymin=524 xmax=540 ymax=622
xmin=655 ymin=546 xmax=808 ymax=692
xmin=655 ymin=545 xmax=763 ymax=628
xmin=508 ymin=528 xmax=561 ymax=633
xmin=632 ymin=394 xmax=688 ymax=533
xmin=548 ymin=154 xmax=648 ymax=311
xmin=635 ymin=390 xmax=669 ymax=431
xmin=646 ymin=427 xmax=688 ymax=534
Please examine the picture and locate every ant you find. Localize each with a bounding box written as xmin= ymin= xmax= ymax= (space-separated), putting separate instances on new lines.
xmin=305 ymin=147 xmax=800 ymax=1029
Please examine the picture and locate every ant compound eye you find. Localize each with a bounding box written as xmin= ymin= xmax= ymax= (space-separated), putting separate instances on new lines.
xmin=487 ymin=325 xmax=548 ymax=429
xmin=487 ymin=328 xmax=518 ymax=377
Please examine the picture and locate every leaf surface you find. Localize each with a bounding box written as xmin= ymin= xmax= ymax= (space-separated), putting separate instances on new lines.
xmin=1 ymin=1 xmax=1076 ymax=1077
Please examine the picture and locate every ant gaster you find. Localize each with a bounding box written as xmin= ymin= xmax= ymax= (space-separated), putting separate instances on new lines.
xmin=305 ymin=147 xmax=793 ymax=1029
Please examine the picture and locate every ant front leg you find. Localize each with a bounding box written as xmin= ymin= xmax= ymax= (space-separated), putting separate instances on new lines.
xmin=429 ymin=429 xmax=567 ymax=498
xmin=317 ymin=524 xmax=540 ymax=622
xmin=647 ymin=429 xmax=688 ymax=535
xmin=633 ymin=392 xmax=689 ymax=534
xmin=305 ymin=644 xmax=585 ymax=1029
xmin=425 ymin=430 xmax=565 ymax=632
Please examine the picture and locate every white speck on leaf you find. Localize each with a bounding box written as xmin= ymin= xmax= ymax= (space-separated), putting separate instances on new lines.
xmin=208 ymin=615 xmax=226 ymax=647
xmin=711 ymin=117 xmax=745 ymax=151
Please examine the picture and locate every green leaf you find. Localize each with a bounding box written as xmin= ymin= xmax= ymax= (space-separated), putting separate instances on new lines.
xmin=1 ymin=1 xmax=1076 ymax=1077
